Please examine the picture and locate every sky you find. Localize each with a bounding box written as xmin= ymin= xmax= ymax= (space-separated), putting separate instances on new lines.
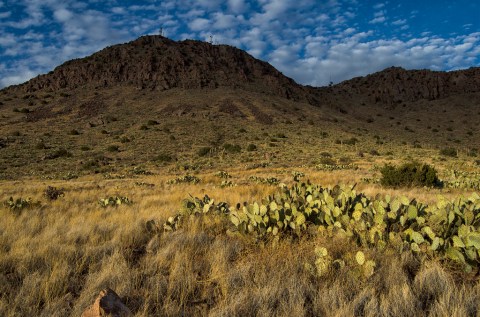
xmin=0 ymin=0 xmax=479 ymax=89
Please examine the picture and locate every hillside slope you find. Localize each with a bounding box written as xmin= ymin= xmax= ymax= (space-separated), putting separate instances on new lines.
xmin=0 ymin=36 xmax=479 ymax=179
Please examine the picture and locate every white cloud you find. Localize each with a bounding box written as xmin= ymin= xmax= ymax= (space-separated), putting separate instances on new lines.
xmin=53 ymin=8 xmax=73 ymax=22
xmin=188 ymin=18 xmax=210 ymax=31
xmin=281 ymin=32 xmax=480 ymax=86
xmin=392 ymin=19 xmax=406 ymax=26
xmin=228 ymin=0 xmax=247 ymax=14
xmin=369 ymin=16 xmax=385 ymax=24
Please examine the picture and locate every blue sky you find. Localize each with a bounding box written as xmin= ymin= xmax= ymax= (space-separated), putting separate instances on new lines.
xmin=0 ymin=0 xmax=479 ymax=88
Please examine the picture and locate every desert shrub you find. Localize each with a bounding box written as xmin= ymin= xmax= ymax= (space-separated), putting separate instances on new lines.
xmin=155 ymin=153 xmax=173 ymax=162
xmin=13 ymin=107 xmax=30 ymax=113
xmin=380 ymin=162 xmax=439 ymax=188
xmin=44 ymin=186 xmax=64 ymax=200
xmin=343 ymin=137 xmax=358 ymax=145
xmin=468 ymin=148 xmax=478 ymax=157
xmin=106 ymin=145 xmax=120 ymax=152
xmin=439 ymin=147 xmax=457 ymax=157
xmin=369 ymin=149 xmax=380 ymax=156
xmin=35 ymin=141 xmax=47 ymax=149
xmin=120 ymin=136 xmax=131 ymax=143
xmin=47 ymin=148 xmax=72 ymax=159
xmin=80 ymin=145 xmax=90 ymax=151
xmin=198 ymin=147 xmax=212 ymax=157
xmin=247 ymin=144 xmax=257 ymax=151
xmin=147 ymin=120 xmax=159 ymax=126
xmin=320 ymin=151 xmax=332 ymax=158
xmin=338 ymin=156 xmax=352 ymax=164
xmin=139 ymin=125 xmax=148 ymax=130
xmin=319 ymin=157 xmax=335 ymax=165
xmin=69 ymin=129 xmax=80 ymax=135
xmin=223 ymin=143 xmax=241 ymax=153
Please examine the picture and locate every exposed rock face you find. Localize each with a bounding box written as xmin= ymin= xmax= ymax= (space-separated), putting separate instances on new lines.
xmin=328 ymin=66 xmax=480 ymax=104
xmin=81 ymin=288 xmax=132 ymax=317
xmin=21 ymin=36 xmax=305 ymax=100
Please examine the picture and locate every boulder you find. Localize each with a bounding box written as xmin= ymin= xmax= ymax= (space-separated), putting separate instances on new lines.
xmin=81 ymin=288 xmax=132 ymax=317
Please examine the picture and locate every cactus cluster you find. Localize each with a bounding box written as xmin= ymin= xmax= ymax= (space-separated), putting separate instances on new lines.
xmin=98 ymin=196 xmax=132 ymax=207
xmin=442 ymin=170 xmax=480 ymax=190
xmin=292 ymin=171 xmax=305 ymax=182
xmin=215 ymin=171 xmax=231 ymax=179
xmin=131 ymin=166 xmax=153 ymax=175
xmin=162 ymin=195 xmax=229 ymax=231
xmin=134 ymin=182 xmax=155 ymax=187
xmin=248 ymin=176 xmax=279 ymax=185
xmin=220 ymin=180 xmax=236 ymax=188
xmin=166 ymin=174 xmax=200 ymax=185
xmin=315 ymin=163 xmax=357 ymax=171
xmin=165 ymin=181 xmax=480 ymax=272
xmin=3 ymin=197 xmax=40 ymax=213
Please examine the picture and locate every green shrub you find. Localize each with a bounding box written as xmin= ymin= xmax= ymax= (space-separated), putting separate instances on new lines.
xmin=319 ymin=157 xmax=335 ymax=165
xmin=155 ymin=153 xmax=173 ymax=162
xmin=380 ymin=162 xmax=439 ymax=188
xmin=468 ymin=148 xmax=478 ymax=157
xmin=247 ymin=144 xmax=257 ymax=151
xmin=343 ymin=137 xmax=358 ymax=145
xmin=106 ymin=145 xmax=120 ymax=152
xmin=46 ymin=148 xmax=72 ymax=159
xmin=223 ymin=143 xmax=241 ymax=153
xmin=198 ymin=147 xmax=212 ymax=157
xmin=439 ymin=147 xmax=457 ymax=157
xmin=35 ymin=141 xmax=47 ymax=150
xmin=69 ymin=129 xmax=80 ymax=135
xmin=147 ymin=120 xmax=159 ymax=126
xmin=120 ymin=136 xmax=131 ymax=143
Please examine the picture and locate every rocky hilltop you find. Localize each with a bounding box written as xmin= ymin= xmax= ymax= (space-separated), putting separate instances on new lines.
xmin=21 ymin=36 xmax=305 ymax=100
xmin=9 ymin=35 xmax=480 ymax=107
xmin=326 ymin=66 xmax=480 ymax=105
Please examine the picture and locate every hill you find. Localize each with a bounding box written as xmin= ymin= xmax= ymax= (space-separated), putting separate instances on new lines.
xmin=0 ymin=35 xmax=479 ymax=179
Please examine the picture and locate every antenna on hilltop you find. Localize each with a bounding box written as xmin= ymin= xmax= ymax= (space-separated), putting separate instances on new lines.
xmin=209 ymin=35 xmax=213 ymax=44
xmin=159 ymin=27 xmax=164 ymax=36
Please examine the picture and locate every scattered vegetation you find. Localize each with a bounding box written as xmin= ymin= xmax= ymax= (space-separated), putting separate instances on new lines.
xmin=380 ymin=162 xmax=439 ymax=188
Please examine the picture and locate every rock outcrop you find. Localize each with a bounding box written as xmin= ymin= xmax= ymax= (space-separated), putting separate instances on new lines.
xmin=81 ymin=288 xmax=132 ymax=317
xmin=328 ymin=66 xmax=480 ymax=104
xmin=21 ymin=36 xmax=305 ymax=100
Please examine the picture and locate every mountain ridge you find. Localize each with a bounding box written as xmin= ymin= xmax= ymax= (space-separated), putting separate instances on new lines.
xmin=5 ymin=35 xmax=480 ymax=106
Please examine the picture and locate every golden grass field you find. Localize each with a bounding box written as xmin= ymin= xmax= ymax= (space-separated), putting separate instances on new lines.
xmin=1 ymin=164 xmax=479 ymax=316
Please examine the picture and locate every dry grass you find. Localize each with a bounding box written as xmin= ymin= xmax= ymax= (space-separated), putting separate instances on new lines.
xmin=0 ymin=168 xmax=479 ymax=316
